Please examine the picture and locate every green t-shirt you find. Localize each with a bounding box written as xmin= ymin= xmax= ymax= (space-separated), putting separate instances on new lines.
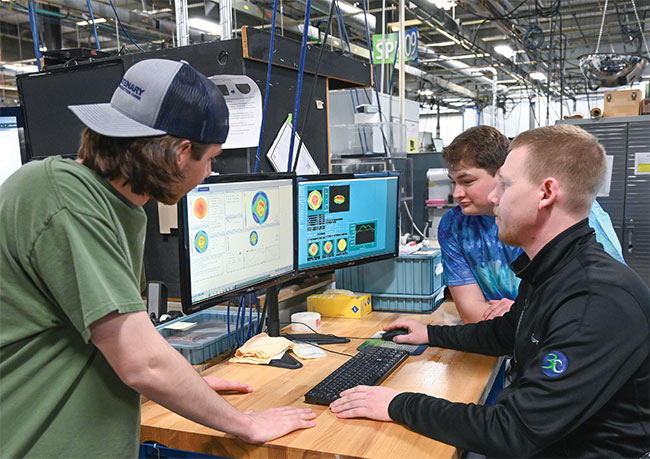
xmin=0 ymin=157 xmax=148 ymax=458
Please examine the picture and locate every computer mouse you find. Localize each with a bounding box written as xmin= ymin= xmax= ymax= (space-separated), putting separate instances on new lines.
xmin=382 ymin=328 xmax=410 ymax=341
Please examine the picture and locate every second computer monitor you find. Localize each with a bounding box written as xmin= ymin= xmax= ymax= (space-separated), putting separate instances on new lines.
xmin=297 ymin=173 xmax=399 ymax=273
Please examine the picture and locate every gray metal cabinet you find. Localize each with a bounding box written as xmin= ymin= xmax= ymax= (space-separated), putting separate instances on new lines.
xmin=560 ymin=116 xmax=650 ymax=286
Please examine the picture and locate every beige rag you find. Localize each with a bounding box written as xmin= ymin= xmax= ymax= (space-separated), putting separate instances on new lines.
xmin=229 ymin=333 xmax=295 ymax=364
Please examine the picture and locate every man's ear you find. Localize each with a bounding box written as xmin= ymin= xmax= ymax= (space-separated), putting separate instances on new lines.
xmin=176 ymin=140 xmax=193 ymax=169
xmin=539 ymin=177 xmax=559 ymax=210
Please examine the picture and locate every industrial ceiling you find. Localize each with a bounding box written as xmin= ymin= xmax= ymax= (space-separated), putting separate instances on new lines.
xmin=0 ymin=0 xmax=648 ymax=108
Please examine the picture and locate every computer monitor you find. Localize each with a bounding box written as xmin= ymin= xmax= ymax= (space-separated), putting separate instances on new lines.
xmin=0 ymin=116 xmax=24 ymax=187
xmin=177 ymin=173 xmax=296 ymax=315
xmin=17 ymin=59 xmax=124 ymax=161
xmin=297 ymin=172 xmax=399 ymax=274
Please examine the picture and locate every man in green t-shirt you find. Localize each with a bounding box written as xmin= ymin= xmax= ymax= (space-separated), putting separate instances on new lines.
xmin=0 ymin=59 xmax=315 ymax=458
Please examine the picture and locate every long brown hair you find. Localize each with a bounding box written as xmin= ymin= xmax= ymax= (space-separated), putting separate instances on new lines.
xmin=77 ymin=128 xmax=211 ymax=203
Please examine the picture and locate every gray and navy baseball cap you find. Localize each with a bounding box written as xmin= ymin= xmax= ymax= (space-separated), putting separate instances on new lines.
xmin=69 ymin=59 xmax=229 ymax=144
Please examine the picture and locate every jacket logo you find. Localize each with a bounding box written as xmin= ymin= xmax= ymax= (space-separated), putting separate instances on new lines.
xmin=542 ymin=351 xmax=568 ymax=377
xmin=119 ymin=78 xmax=146 ymax=100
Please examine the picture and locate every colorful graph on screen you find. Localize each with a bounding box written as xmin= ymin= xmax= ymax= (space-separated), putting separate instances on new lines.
xmin=252 ymin=191 xmax=270 ymax=224
xmin=249 ymin=231 xmax=259 ymax=246
xmin=194 ymin=230 xmax=208 ymax=254
xmin=308 ymin=189 xmax=323 ymax=211
xmin=194 ymin=198 xmax=208 ymax=219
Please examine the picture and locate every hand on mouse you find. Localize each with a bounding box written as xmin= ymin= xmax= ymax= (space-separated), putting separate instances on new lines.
xmin=384 ymin=319 xmax=429 ymax=345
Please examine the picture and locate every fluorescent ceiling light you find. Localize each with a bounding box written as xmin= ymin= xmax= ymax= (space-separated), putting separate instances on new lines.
xmin=424 ymin=41 xmax=455 ymax=47
xmin=77 ymin=17 xmax=106 ymax=26
xmin=2 ymin=64 xmax=39 ymax=74
xmin=143 ymin=8 xmax=172 ymax=15
xmin=188 ymin=17 xmax=221 ymax=35
xmin=494 ymin=45 xmax=514 ymax=59
xmin=530 ymin=71 xmax=547 ymax=81
xmin=429 ymin=0 xmax=457 ymax=10
xmin=446 ymin=59 xmax=470 ymax=69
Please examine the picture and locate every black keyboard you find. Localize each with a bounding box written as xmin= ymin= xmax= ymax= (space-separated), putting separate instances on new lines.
xmin=304 ymin=346 xmax=409 ymax=405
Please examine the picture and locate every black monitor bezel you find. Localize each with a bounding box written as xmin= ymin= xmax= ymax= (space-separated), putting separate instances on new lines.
xmin=178 ymin=172 xmax=298 ymax=315
xmin=295 ymin=171 xmax=400 ymax=276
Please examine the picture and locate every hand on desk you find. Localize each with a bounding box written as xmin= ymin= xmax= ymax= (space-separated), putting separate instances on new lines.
xmin=330 ymin=385 xmax=399 ymax=421
xmin=202 ymin=376 xmax=316 ymax=443
xmin=238 ymin=406 xmax=317 ymax=444
xmin=481 ymin=298 xmax=514 ymax=321
xmin=384 ymin=319 xmax=429 ymax=345
xmin=203 ymin=376 xmax=252 ymax=394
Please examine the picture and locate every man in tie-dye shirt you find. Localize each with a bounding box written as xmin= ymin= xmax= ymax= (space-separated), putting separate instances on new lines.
xmin=438 ymin=126 xmax=624 ymax=324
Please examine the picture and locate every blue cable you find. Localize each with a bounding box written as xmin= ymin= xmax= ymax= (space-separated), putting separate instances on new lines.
xmin=334 ymin=1 xmax=351 ymax=55
xmin=108 ymin=0 xmax=144 ymax=52
xmin=237 ymin=295 xmax=246 ymax=346
xmin=247 ymin=293 xmax=254 ymax=340
xmin=26 ymin=0 xmax=42 ymax=71
xmin=85 ymin=0 xmax=101 ymax=51
xmin=253 ymin=0 xmax=279 ymax=173
xmin=287 ymin=0 xmax=313 ymax=172
xmin=227 ymin=299 xmax=234 ymax=350
xmin=335 ymin=7 xmax=345 ymax=54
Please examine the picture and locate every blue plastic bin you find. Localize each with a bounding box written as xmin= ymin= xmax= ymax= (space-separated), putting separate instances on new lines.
xmin=157 ymin=310 xmax=258 ymax=364
xmin=371 ymin=287 xmax=445 ymax=313
xmin=336 ymin=249 xmax=443 ymax=295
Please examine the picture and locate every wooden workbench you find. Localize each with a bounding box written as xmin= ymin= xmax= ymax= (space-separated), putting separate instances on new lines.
xmin=141 ymin=302 xmax=499 ymax=458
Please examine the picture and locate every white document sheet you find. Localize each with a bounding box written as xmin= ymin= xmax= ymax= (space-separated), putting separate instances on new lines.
xmin=266 ymin=118 xmax=320 ymax=175
xmin=208 ymin=74 xmax=262 ymax=149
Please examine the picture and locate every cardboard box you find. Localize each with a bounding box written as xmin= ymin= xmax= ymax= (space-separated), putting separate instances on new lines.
xmin=641 ymin=98 xmax=650 ymax=115
xmin=307 ymin=292 xmax=372 ymax=319
xmin=603 ymin=89 xmax=642 ymax=117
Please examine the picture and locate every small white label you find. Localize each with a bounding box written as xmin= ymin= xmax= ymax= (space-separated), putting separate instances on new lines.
xmin=164 ymin=321 xmax=197 ymax=331
xmin=435 ymin=263 xmax=444 ymax=276
xmin=634 ymin=152 xmax=650 ymax=175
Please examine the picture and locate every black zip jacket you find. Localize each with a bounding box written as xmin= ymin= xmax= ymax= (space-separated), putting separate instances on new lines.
xmin=388 ymin=219 xmax=650 ymax=458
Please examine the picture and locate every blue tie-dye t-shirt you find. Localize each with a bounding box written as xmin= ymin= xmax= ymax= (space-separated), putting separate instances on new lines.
xmin=438 ymin=200 xmax=625 ymax=301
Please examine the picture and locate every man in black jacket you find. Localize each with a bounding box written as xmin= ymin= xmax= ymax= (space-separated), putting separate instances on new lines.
xmin=330 ymin=124 xmax=650 ymax=458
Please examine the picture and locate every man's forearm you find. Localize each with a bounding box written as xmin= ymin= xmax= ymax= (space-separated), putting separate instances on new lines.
xmin=92 ymin=311 xmax=252 ymax=438
xmin=455 ymin=300 xmax=488 ymax=324
xmin=447 ymin=284 xmax=489 ymax=324
xmin=127 ymin=337 xmax=253 ymax=437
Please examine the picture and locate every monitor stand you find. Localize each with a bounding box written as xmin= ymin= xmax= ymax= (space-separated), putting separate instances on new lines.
xmin=265 ymin=284 xmax=302 ymax=369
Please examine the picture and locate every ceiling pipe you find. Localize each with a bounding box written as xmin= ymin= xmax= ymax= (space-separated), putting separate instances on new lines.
xmin=54 ymin=0 xmax=206 ymax=43
xmin=220 ymin=0 xmax=233 ymax=39
xmin=310 ymin=0 xmax=375 ymax=33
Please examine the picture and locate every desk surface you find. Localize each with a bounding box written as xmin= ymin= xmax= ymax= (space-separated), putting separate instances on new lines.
xmin=141 ymin=303 xmax=499 ymax=458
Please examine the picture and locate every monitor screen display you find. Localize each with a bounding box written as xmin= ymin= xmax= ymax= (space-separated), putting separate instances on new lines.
xmin=178 ymin=174 xmax=296 ymax=314
xmin=0 ymin=116 xmax=23 ymax=187
xmin=18 ymin=60 xmax=124 ymax=161
xmin=297 ymin=173 xmax=399 ymax=273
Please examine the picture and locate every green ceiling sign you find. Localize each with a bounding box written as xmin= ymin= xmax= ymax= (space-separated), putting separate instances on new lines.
xmin=372 ymin=28 xmax=419 ymax=65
